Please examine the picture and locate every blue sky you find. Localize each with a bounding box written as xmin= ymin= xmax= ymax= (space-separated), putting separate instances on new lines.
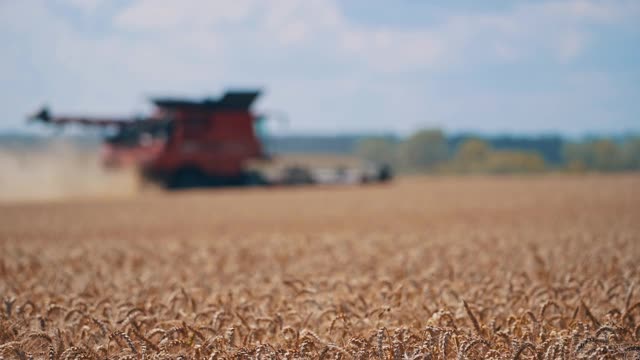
xmin=1 ymin=0 xmax=639 ymax=136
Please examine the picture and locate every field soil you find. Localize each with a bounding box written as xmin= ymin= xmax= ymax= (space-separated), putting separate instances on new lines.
xmin=1 ymin=175 xmax=639 ymax=358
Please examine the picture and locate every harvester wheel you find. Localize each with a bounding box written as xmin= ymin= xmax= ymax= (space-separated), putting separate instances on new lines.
xmin=377 ymin=164 xmax=393 ymax=182
xmin=166 ymin=168 xmax=207 ymax=189
xmin=243 ymin=171 xmax=269 ymax=186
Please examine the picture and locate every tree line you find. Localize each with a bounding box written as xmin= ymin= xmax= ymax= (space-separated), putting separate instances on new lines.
xmin=356 ymin=129 xmax=640 ymax=174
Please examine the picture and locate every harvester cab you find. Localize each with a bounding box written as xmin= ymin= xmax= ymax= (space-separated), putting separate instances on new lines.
xmin=145 ymin=90 xmax=266 ymax=187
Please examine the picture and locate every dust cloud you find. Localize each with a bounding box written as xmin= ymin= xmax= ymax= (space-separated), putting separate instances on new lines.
xmin=0 ymin=141 xmax=140 ymax=202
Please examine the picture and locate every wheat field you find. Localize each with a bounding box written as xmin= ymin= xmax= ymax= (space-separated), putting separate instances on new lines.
xmin=1 ymin=175 xmax=639 ymax=359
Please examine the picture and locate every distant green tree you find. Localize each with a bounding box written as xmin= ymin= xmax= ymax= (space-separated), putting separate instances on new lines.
xmin=455 ymin=139 xmax=490 ymax=165
xmin=355 ymin=138 xmax=396 ymax=165
xmin=396 ymin=129 xmax=449 ymax=171
xmin=484 ymin=151 xmax=546 ymax=173
xmin=449 ymin=139 xmax=546 ymax=173
xmin=447 ymin=139 xmax=490 ymax=173
xmin=563 ymin=142 xmax=589 ymax=172
xmin=564 ymin=139 xmax=627 ymax=172
xmin=621 ymin=137 xmax=640 ymax=170
xmin=592 ymin=140 xmax=624 ymax=171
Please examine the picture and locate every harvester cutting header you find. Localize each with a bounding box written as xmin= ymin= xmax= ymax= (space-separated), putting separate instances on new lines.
xmin=29 ymin=90 xmax=391 ymax=189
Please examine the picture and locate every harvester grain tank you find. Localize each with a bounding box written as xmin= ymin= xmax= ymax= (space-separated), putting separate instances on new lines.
xmin=29 ymin=90 xmax=392 ymax=189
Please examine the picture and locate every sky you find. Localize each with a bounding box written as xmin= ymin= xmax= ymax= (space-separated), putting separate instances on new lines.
xmin=1 ymin=0 xmax=639 ymax=136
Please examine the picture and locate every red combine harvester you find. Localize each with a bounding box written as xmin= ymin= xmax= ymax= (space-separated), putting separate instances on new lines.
xmin=29 ymin=90 xmax=392 ymax=189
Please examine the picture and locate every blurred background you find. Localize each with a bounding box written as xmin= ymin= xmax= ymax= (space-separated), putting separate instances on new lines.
xmin=1 ymin=0 xmax=639 ymax=201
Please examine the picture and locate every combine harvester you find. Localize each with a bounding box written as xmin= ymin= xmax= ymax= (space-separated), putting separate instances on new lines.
xmin=29 ymin=90 xmax=391 ymax=189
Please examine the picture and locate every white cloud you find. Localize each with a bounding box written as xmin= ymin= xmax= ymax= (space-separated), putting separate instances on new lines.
xmin=64 ymin=0 xmax=105 ymax=13
xmin=107 ymin=0 xmax=634 ymax=72
xmin=557 ymin=30 xmax=587 ymax=63
xmin=1 ymin=0 xmax=639 ymax=134
xmin=114 ymin=0 xmax=254 ymax=30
